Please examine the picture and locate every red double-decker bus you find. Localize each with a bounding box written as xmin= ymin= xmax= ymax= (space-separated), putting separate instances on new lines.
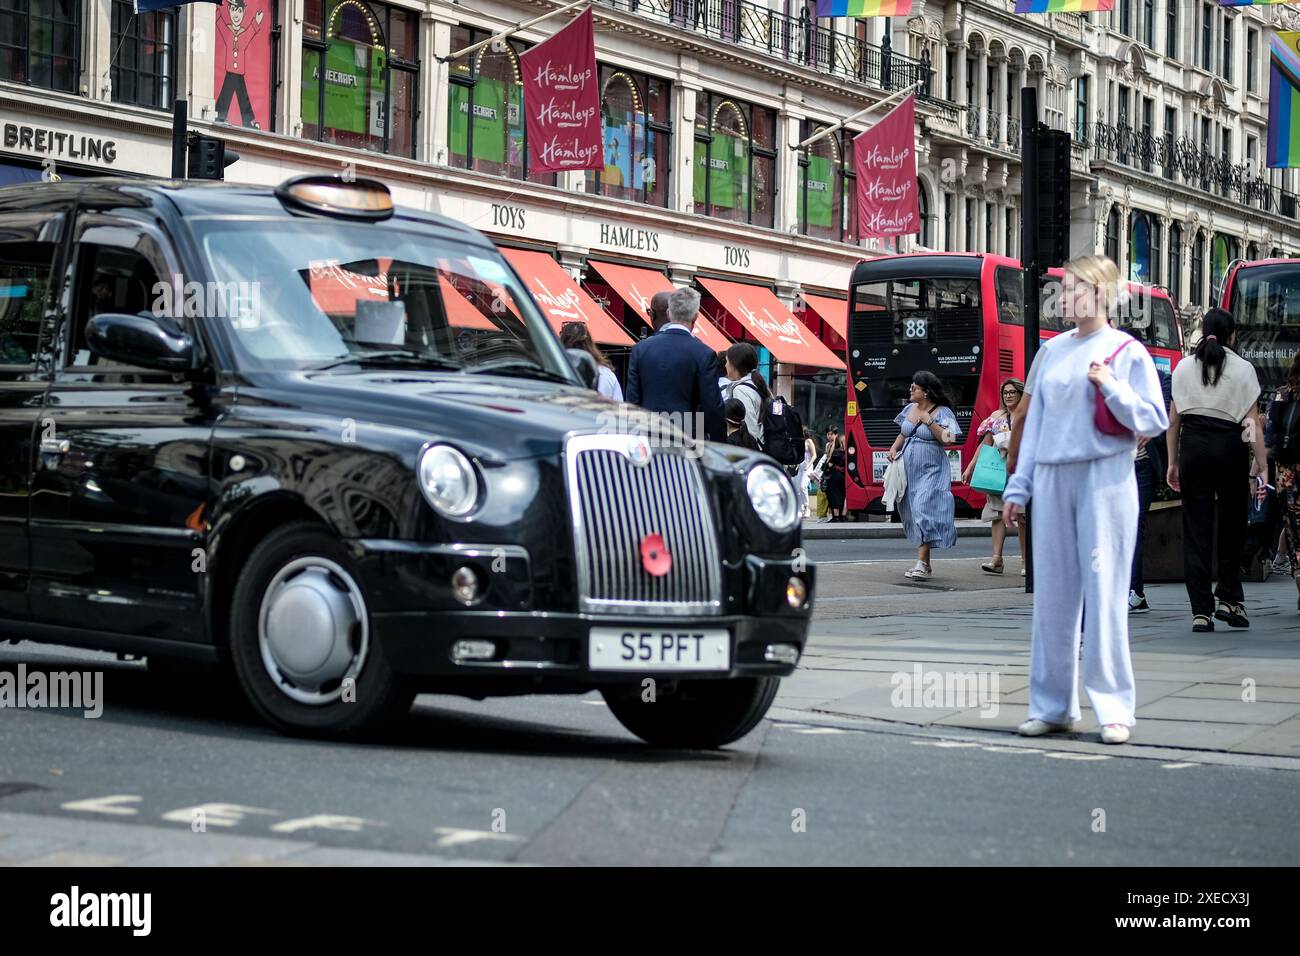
xmin=1219 ymin=258 xmax=1300 ymax=398
xmin=843 ymin=253 xmax=1184 ymax=514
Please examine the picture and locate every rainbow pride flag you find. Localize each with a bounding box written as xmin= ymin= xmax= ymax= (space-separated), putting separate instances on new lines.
xmin=1221 ymin=1 xmax=1292 ymax=7
xmin=1014 ymin=0 xmax=1114 ymax=12
xmin=815 ymin=0 xmax=913 ymax=15
xmin=1270 ymin=32 xmax=1300 ymax=168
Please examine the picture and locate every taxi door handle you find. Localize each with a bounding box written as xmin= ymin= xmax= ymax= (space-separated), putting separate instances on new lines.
xmin=40 ymin=437 xmax=70 ymax=455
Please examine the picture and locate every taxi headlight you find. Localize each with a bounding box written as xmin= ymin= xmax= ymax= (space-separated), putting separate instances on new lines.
xmin=746 ymin=464 xmax=799 ymax=533
xmin=418 ymin=444 xmax=479 ymax=518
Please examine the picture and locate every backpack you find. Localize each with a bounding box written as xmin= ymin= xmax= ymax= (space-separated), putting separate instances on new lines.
xmin=730 ymin=381 xmax=803 ymax=466
xmin=759 ymin=395 xmax=805 ymax=467
xmin=1270 ymin=394 xmax=1300 ymax=464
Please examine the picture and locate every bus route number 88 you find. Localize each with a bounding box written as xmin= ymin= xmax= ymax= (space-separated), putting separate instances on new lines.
xmin=902 ymin=316 xmax=928 ymax=341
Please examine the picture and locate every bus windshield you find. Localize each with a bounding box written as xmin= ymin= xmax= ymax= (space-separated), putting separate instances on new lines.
xmin=1228 ymin=263 xmax=1300 ymax=391
xmin=853 ymin=276 xmax=981 ymax=345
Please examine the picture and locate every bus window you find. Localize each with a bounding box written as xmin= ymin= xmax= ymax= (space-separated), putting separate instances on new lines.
xmin=995 ymin=267 xmax=1023 ymax=325
xmin=1039 ymin=276 xmax=1069 ymax=332
xmin=1151 ymin=298 xmax=1178 ymax=349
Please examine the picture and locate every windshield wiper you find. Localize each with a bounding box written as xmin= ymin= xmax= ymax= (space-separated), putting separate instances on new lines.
xmin=309 ymin=350 xmax=462 ymax=373
xmin=467 ymin=361 xmax=573 ymax=384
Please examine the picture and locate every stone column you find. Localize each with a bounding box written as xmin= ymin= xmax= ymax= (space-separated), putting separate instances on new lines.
xmin=424 ymin=12 xmax=454 ymax=166
xmin=185 ymin=4 xmax=216 ymax=121
xmin=772 ymin=278 xmax=801 ymax=402
xmin=777 ymin=104 xmax=804 ymax=237
xmin=976 ymin=48 xmax=989 ymax=139
xmin=86 ymin=0 xmax=113 ymax=102
xmin=953 ymin=41 xmax=968 ymax=108
xmin=669 ymin=263 xmax=697 ymax=290
xmin=996 ymin=55 xmax=1009 ymax=146
xmin=953 ymin=190 xmax=967 ymax=252
xmin=677 ymin=80 xmax=701 ymax=217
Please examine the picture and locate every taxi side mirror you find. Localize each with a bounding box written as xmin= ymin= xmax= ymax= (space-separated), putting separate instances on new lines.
xmin=86 ymin=312 xmax=195 ymax=372
xmin=566 ymin=348 xmax=597 ymax=390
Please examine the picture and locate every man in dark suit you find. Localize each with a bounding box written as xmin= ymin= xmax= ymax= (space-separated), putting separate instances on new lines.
xmin=626 ymin=287 xmax=725 ymax=443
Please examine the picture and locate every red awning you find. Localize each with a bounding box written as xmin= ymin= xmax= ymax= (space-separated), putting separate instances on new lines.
xmin=698 ymin=278 xmax=845 ymax=370
xmin=800 ymin=293 xmax=848 ymax=340
xmin=586 ymin=260 xmax=732 ymax=352
xmin=500 ymin=248 xmax=635 ymax=347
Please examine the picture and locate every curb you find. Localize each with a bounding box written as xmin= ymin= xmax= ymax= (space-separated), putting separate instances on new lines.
xmin=802 ymin=523 xmax=993 ymax=540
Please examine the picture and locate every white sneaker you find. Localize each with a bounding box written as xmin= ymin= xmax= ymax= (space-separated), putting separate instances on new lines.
xmin=1101 ymin=723 xmax=1131 ymax=744
xmin=1017 ymin=718 xmax=1073 ymax=736
xmin=1128 ymin=590 xmax=1150 ymax=613
xmin=904 ymin=560 xmax=931 ymax=580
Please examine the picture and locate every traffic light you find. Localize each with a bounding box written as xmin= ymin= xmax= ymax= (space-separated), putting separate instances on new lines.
xmin=1033 ymin=126 xmax=1071 ymax=269
xmin=186 ymin=132 xmax=239 ymax=181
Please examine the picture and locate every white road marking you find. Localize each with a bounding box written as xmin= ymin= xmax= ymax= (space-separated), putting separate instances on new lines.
xmin=431 ymin=827 xmax=523 ymax=848
xmin=981 ymin=746 xmax=1043 ymax=754
xmin=582 ymin=699 xmax=607 ymax=706
xmin=160 ymin=803 xmax=279 ymax=827
xmin=1161 ymin=762 xmax=1198 ymax=769
xmin=791 ymin=727 xmax=846 ymax=735
xmin=61 ymin=794 xmax=141 ymax=816
xmin=912 ymin=740 xmax=981 ymax=748
xmin=1044 ymin=753 xmax=1111 ymax=761
xmin=271 ymin=814 xmax=387 ymax=834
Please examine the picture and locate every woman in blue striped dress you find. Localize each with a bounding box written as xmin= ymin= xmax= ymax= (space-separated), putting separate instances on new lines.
xmin=885 ymin=371 xmax=963 ymax=580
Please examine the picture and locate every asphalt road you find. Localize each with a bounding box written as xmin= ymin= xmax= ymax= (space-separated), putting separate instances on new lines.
xmin=804 ymin=535 xmax=1021 ymax=564
xmin=0 ymin=642 xmax=1296 ymax=865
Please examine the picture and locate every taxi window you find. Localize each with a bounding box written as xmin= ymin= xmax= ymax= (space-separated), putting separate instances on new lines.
xmin=69 ymin=243 xmax=166 ymax=367
xmin=0 ymin=239 xmax=56 ymax=367
xmin=195 ymin=220 xmax=569 ymax=375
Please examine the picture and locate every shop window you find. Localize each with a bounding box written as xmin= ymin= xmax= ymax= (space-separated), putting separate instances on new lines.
xmin=917 ymin=179 xmax=931 ymax=248
xmin=1190 ymin=232 xmax=1205 ymax=306
xmin=694 ymin=93 xmax=777 ymax=229
xmin=585 ymin=67 xmax=670 ymax=207
xmin=302 ymin=0 xmax=418 ymax=157
xmin=447 ymin=26 xmax=552 ymax=185
xmin=111 ymin=0 xmax=177 ymax=111
xmin=797 ymin=123 xmax=846 ymax=243
xmin=1210 ymin=233 xmax=1236 ymax=300
xmin=1104 ymin=206 xmax=1119 ymax=263
xmin=214 ymin=0 xmax=281 ymax=130
xmin=0 ymin=0 xmax=81 ymax=93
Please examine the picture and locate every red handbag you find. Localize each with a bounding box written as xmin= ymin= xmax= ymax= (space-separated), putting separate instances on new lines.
xmin=1094 ymin=338 xmax=1135 ymax=436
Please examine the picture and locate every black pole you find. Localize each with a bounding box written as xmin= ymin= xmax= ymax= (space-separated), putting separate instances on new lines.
xmin=1019 ymin=86 xmax=1040 ymax=594
xmin=171 ymin=99 xmax=188 ymax=179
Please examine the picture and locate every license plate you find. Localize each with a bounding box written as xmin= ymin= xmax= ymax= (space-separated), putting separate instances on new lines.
xmin=589 ymin=628 xmax=730 ymax=671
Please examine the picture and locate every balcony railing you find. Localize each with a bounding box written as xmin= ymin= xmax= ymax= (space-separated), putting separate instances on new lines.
xmin=601 ymin=0 xmax=935 ymax=96
xmin=1085 ymin=120 xmax=1297 ymax=217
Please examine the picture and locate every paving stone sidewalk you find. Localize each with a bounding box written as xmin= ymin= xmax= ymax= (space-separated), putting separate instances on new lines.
xmin=777 ymin=579 xmax=1300 ymax=758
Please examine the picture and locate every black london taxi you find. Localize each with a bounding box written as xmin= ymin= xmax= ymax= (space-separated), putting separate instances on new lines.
xmin=0 ymin=175 xmax=813 ymax=748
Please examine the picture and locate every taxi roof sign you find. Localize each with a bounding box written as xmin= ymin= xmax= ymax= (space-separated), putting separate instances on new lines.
xmin=276 ymin=175 xmax=394 ymax=221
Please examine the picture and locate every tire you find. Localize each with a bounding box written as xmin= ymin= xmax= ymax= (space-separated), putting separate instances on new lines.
xmin=227 ymin=521 xmax=413 ymax=738
xmin=602 ymin=677 xmax=780 ymax=749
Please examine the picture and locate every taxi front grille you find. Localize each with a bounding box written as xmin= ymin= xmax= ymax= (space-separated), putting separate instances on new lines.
xmin=566 ymin=435 xmax=722 ymax=616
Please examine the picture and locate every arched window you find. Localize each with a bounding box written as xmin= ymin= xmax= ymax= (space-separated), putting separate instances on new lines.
xmin=1167 ymin=222 xmax=1182 ymax=301
xmin=1128 ymin=211 xmax=1152 ymax=283
xmin=798 ymin=123 xmax=844 ymax=242
xmin=917 ymin=179 xmax=932 ymax=248
xmin=303 ymin=0 xmax=418 ymax=156
xmin=1210 ymin=233 xmax=1235 ymax=301
xmin=447 ymin=26 xmax=551 ymax=183
xmin=586 ymin=67 xmax=671 ymax=207
xmin=694 ymin=93 xmax=778 ymax=228
xmin=1104 ymin=206 xmax=1120 ymax=262
xmin=1190 ymin=232 xmax=1205 ymax=306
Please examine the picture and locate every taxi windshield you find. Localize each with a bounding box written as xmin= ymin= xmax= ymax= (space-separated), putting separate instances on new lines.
xmin=193 ymin=219 xmax=574 ymax=378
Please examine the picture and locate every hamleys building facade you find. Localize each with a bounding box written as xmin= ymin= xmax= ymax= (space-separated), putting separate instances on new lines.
xmin=0 ymin=0 xmax=979 ymax=434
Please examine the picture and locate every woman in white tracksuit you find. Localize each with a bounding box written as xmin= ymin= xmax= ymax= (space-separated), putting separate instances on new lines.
xmin=1002 ymin=256 xmax=1168 ymax=746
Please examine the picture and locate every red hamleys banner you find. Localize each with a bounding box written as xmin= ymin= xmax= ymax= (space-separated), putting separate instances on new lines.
xmin=520 ymin=7 xmax=604 ymax=173
xmin=853 ymin=94 xmax=919 ymax=239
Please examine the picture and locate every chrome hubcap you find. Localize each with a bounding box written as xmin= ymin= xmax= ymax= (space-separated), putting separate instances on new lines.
xmin=257 ymin=556 xmax=369 ymax=705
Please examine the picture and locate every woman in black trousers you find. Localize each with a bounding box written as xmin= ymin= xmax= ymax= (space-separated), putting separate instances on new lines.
xmin=1167 ymin=308 xmax=1268 ymax=631
xmin=823 ymin=430 xmax=846 ymax=521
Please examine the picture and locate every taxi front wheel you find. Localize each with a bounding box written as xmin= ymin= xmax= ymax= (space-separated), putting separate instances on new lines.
xmin=602 ymin=677 xmax=780 ymax=749
xmin=228 ymin=522 xmax=414 ymax=738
